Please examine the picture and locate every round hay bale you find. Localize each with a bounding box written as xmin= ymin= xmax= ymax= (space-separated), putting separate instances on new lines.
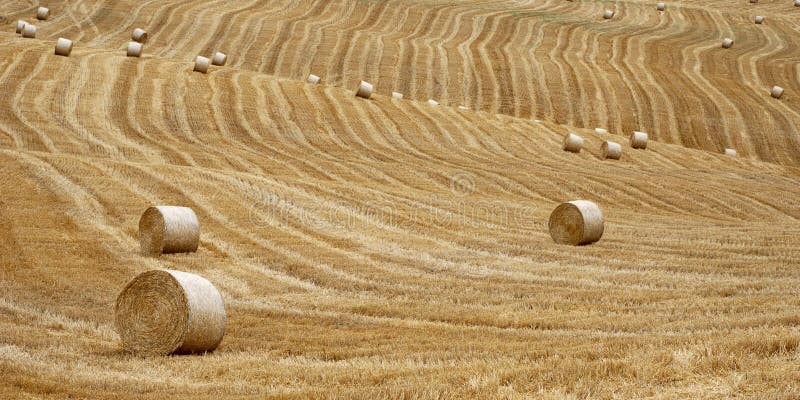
xmin=36 ymin=7 xmax=49 ymax=21
xmin=21 ymin=24 xmax=36 ymax=39
xmin=115 ymin=269 xmax=226 ymax=356
xmin=754 ymin=16 xmax=764 ymax=24
xmin=458 ymin=105 xmax=469 ymax=110
xmin=16 ymin=20 xmax=26 ymax=34
xmin=771 ymin=86 xmax=784 ymax=99
xmin=307 ymin=74 xmax=321 ymax=84
xmin=595 ymin=128 xmax=608 ymax=135
xmin=722 ymin=38 xmax=734 ymax=49
xmin=657 ymin=2 xmax=666 ymax=11
xmin=563 ymin=133 xmax=583 ymax=153
xmin=724 ymin=148 xmax=737 ymax=157
xmin=631 ymin=131 xmax=648 ymax=149
xmin=601 ymin=141 xmax=622 ymax=160
xmin=548 ymin=200 xmax=604 ymax=246
xmin=391 ymin=92 xmax=403 ymax=100
xmin=194 ymin=56 xmax=210 ymax=73
xmin=212 ymin=52 xmax=227 ymax=66
xmin=356 ymin=81 xmax=373 ymax=99
xmin=138 ymin=206 xmax=200 ymax=256
xmin=127 ymin=41 xmax=143 ymax=58
xmin=603 ymin=10 xmax=615 ymax=19
xmin=796 ymin=0 xmax=800 ymax=7
xmin=132 ymin=28 xmax=148 ymax=44
xmin=54 ymin=38 xmax=73 ymax=57
xmin=427 ymin=99 xmax=439 ymax=106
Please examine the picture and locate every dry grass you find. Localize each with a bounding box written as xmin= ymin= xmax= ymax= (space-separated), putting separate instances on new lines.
xmin=0 ymin=0 xmax=799 ymax=398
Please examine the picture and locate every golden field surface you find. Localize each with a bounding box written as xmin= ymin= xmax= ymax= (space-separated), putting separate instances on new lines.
xmin=1 ymin=0 xmax=800 ymax=398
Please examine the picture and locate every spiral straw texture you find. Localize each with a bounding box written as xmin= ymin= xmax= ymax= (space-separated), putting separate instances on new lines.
xmin=115 ymin=269 xmax=226 ymax=356
xmin=548 ymin=200 xmax=604 ymax=246
xmin=138 ymin=206 xmax=200 ymax=256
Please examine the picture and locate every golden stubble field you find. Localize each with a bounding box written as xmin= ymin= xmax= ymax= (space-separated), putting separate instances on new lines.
xmin=1 ymin=0 xmax=799 ymax=398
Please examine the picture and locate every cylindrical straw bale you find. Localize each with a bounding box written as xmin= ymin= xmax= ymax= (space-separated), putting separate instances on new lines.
xmin=796 ymin=0 xmax=800 ymax=7
xmin=722 ymin=38 xmax=734 ymax=48
xmin=138 ymin=206 xmax=200 ymax=256
xmin=603 ymin=10 xmax=615 ymax=19
xmin=563 ymin=133 xmax=583 ymax=153
xmin=307 ymin=74 xmax=321 ymax=84
xmin=391 ymin=92 xmax=403 ymax=100
xmin=22 ymin=24 xmax=36 ymax=39
xmin=724 ymin=148 xmax=737 ymax=157
xmin=115 ymin=269 xmax=226 ymax=356
xmin=356 ymin=81 xmax=373 ymax=99
xmin=212 ymin=52 xmax=227 ymax=66
xmin=194 ymin=56 xmax=210 ymax=73
xmin=16 ymin=20 xmax=26 ymax=34
xmin=55 ymin=38 xmax=73 ymax=57
xmin=548 ymin=200 xmax=604 ymax=246
xmin=754 ymin=16 xmax=764 ymax=24
xmin=771 ymin=86 xmax=784 ymax=99
xmin=132 ymin=28 xmax=148 ymax=44
xmin=127 ymin=42 xmax=143 ymax=57
xmin=428 ymin=99 xmax=439 ymax=106
xmin=595 ymin=128 xmax=608 ymax=135
xmin=36 ymin=7 xmax=49 ymax=20
xmin=631 ymin=131 xmax=648 ymax=149
xmin=601 ymin=141 xmax=622 ymax=160
xmin=657 ymin=2 xmax=666 ymax=11
xmin=458 ymin=106 xmax=468 ymax=110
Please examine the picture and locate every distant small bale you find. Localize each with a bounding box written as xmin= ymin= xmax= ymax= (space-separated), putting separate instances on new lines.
xmin=132 ymin=28 xmax=148 ymax=44
xmin=548 ymin=200 xmax=604 ymax=246
xmin=754 ymin=16 xmax=764 ymax=24
xmin=356 ymin=81 xmax=373 ymax=99
xmin=563 ymin=133 xmax=583 ymax=153
xmin=391 ymin=92 xmax=403 ymax=100
xmin=724 ymin=148 xmax=737 ymax=157
xmin=631 ymin=131 xmax=648 ymax=149
xmin=212 ymin=52 xmax=227 ymax=66
xmin=22 ymin=24 xmax=36 ymax=38
xmin=115 ymin=269 xmax=226 ymax=356
xmin=54 ymin=38 xmax=73 ymax=57
xmin=771 ymin=86 xmax=784 ymax=99
xmin=16 ymin=20 xmax=26 ymax=34
xmin=36 ymin=7 xmax=49 ymax=21
xmin=194 ymin=56 xmax=210 ymax=73
xmin=601 ymin=141 xmax=622 ymax=160
xmin=595 ymin=128 xmax=608 ymax=134
xmin=603 ymin=10 xmax=615 ymax=19
xmin=126 ymin=42 xmax=143 ymax=58
xmin=458 ymin=106 xmax=468 ymax=110
xmin=722 ymin=38 xmax=734 ymax=48
xmin=428 ymin=99 xmax=439 ymax=106
xmin=307 ymin=74 xmax=321 ymax=84
xmin=138 ymin=206 xmax=200 ymax=256
xmin=657 ymin=2 xmax=666 ymax=11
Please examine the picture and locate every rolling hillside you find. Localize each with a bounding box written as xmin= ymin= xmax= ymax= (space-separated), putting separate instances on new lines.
xmin=1 ymin=0 xmax=800 ymax=398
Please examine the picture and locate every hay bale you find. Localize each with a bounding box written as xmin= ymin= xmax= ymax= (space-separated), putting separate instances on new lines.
xmin=36 ymin=7 xmax=49 ymax=21
xmin=115 ymin=269 xmax=226 ymax=356
xmin=127 ymin=42 xmax=143 ymax=58
xmin=391 ymin=92 xmax=403 ymax=100
xmin=54 ymin=38 xmax=73 ymax=57
xmin=194 ymin=56 xmax=210 ymax=73
xmin=603 ymin=10 xmax=615 ymax=19
xmin=16 ymin=20 xmax=26 ymax=34
xmin=356 ymin=81 xmax=373 ymax=99
xmin=631 ymin=131 xmax=648 ymax=149
xmin=754 ymin=16 xmax=765 ymax=24
xmin=138 ymin=206 xmax=200 ymax=256
xmin=427 ymin=99 xmax=439 ymax=106
xmin=601 ymin=141 xmax=622 ymax=160
xmin=771 ymin=86 xmax=784 ymax=99
xmin=657 ymin=2 xmax=666 ymax=11
xmin=563 ymin=133 xmax=583 ymax=153
xmin=722 ymin=38 xmax=734 ymax=48
xmin=458 ymin=106 xmax=469 ymax=110
xmin=548 ymin=200 xmax=604 ymax=246
xmin=796 ymin=0 xmax=800 ymax=7
xmin=595 ymin=128 xmax=608 ymax=134
xmin=724 ymin=148 xmax=737 ymax=157
xmin=132 ymin=28 xmax=148 ymax=44
xmin=307 ymin=74 xmax=321 ymax=84
xmin=212 ymin=52 xmax=227 ymax=66
xmin=21 ymin=24 xmax=36 ymax=39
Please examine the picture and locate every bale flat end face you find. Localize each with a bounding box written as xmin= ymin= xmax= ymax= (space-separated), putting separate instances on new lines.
xmin=139 ymin=207 xmax=166 ymax=256
xmin=549 ymin=201 xmax=604 ymax=246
